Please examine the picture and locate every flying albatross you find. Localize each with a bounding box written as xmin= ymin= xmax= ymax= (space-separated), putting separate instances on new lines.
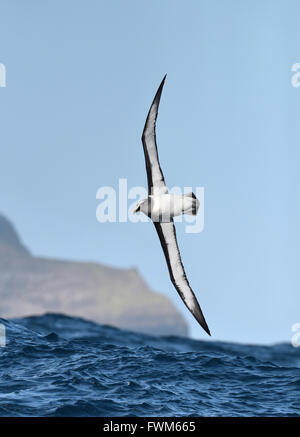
xmin=133 ymin=75 xmax=211 ymax=336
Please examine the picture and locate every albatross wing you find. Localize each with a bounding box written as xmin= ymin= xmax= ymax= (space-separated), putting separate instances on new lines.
xmin=154 ymin=221 xmax=211 ymax=336
xmin=142 ymin=75 xmax=168 ymax=195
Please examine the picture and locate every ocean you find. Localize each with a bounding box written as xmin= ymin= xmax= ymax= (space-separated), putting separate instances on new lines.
xmin=0 ymin=314 xmax=299 ymax=417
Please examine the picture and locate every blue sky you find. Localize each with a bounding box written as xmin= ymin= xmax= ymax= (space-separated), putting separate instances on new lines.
xmin=0 ymin=0 xmax=299 ymax=343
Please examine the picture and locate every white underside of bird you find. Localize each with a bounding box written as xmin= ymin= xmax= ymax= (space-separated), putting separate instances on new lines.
xmin=134 ymin=193 xmax=199 ymax=222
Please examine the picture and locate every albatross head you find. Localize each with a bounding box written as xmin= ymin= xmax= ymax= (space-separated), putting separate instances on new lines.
xmin=133 ymin=198 xmax=148 ymax=214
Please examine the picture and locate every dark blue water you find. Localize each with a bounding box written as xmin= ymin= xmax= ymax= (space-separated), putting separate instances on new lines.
xmin=0 ymin=314 xmax=299 ymax=417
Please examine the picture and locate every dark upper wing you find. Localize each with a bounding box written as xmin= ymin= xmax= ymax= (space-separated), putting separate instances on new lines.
xmin=142 ymin=75 xmax=168 ymax=195
xmin=154 ymin=221 xmax=211 ymax=336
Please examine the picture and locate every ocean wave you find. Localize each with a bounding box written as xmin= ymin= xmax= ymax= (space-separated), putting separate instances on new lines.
xmin=0 ymin=313 xmax=299 ymax=417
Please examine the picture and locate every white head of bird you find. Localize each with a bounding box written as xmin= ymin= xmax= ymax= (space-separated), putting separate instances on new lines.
xmin=133 ymin=198 xmax=149 ymax=215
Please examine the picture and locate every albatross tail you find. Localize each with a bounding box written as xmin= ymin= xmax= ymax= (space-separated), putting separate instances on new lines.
xmin=183 ymin=192 xmax=199 ymax=216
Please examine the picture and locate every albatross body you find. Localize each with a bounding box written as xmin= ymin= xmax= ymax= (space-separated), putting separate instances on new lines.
xmin=135 ymin=193 xmax=199 ymax=222
xmin=134 ymin=75 xmax=211 ymax=336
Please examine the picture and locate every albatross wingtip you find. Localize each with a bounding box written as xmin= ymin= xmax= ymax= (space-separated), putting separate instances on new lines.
xmin=158 ymin=74 xmax=167 ymax=89
xmin=193 ymin=305 xmax=211 ymax=336
xmin=200 ymin=320 xmax=211 ymax=336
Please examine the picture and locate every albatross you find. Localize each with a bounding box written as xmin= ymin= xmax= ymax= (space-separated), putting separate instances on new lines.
xmin=133 ymin=75 xmax=211 ymax=336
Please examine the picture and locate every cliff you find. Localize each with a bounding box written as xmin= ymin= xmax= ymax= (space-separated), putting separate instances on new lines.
xmin=0 ymin=215 xmax=188 ymax=336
